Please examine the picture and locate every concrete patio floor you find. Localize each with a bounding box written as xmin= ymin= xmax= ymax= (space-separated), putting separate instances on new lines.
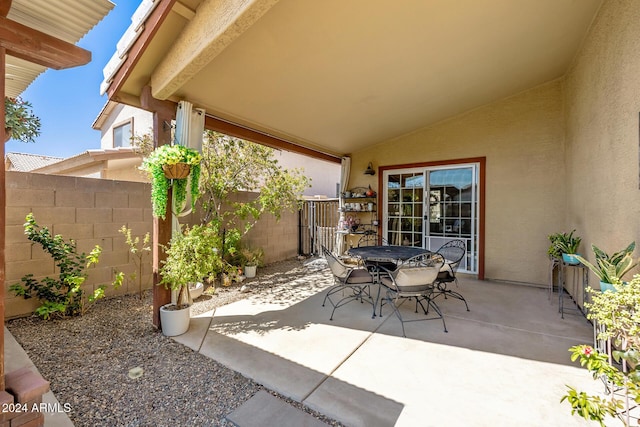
xmin=174 ymin=258 xmax=612 ymax=427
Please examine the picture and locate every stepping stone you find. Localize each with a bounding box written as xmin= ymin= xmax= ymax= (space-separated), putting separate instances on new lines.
xmin=226 ymin=390 xmax=328 ymax=427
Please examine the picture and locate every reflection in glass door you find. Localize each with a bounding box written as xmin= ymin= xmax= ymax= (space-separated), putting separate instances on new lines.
xmin=383 ymin=164 xmax=479 ymax=274
xmin=385 ymin=172 xmax=424 ymax=247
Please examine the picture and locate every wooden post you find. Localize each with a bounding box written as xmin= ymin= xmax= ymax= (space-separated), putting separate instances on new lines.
xmin=141 ymin=86 xmax=176 ymax=328
xmin=0 ymin=46 xmax=6 ymax=390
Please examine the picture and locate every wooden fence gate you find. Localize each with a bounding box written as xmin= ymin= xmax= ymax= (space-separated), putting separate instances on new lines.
xmin=299 ymin=199 xmax=340 ymax=255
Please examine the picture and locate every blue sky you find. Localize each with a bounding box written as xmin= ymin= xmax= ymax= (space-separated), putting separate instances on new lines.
xmin=5 ymin=1 xmax=143 ymax=158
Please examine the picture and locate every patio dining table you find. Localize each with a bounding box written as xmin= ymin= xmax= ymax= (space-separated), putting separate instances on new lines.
xmin=347 ymin=245 xmax=429 ymax=264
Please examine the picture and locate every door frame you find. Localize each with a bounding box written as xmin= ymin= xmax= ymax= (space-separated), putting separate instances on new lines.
xmin=377 ymin=157 xmax=485 ymax=280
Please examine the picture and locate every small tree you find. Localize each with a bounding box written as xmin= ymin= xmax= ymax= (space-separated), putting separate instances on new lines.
xmin=5 ymin=96 xmax=41 ymax=143
xmin=119 ymin=226 xmax=151 ymax=299
xmin=199 ymin=131 xmax=310 ymax=236
xmin=10 ymin=213 xmax=121 ymax=319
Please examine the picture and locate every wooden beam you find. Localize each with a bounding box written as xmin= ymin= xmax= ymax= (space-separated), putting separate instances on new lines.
xmin=140 ymin=85 xmax=340 ymax=163
xmin=0 ymin=47 xmax=6 ymax=391
xmin=205 ymin=115 xmax=342 ymax=164
xmin=141 ymin=86 xmax=175 ymax=329
xmin=107 ymin=0 xmax=177 ymax=100
xmin=0 ymin=16 xmax=90 ymax=69
xmin=0 ymin=0 xmax=11 ymax=18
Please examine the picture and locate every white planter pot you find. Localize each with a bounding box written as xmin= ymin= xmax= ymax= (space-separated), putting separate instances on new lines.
xmin=160 ymin=303 xmax=191 ymax=336
xmin=244 ymin=265 xmax=257 ymax=278
xmin=188 ymin=282 xmax=204 ymax=300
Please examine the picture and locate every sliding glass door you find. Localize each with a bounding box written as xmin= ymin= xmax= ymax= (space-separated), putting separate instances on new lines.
xmin=383 ymin=163 xmax=479 ymax=274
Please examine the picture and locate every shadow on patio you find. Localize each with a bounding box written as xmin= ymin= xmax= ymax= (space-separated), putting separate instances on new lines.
xmin=175 ymin=258 xmax=601 ymax=427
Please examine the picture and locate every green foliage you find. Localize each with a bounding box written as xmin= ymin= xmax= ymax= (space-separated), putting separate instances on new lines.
xmin=240 ymin=246 xmax=264 ymax=267
xmin=9 ymin=213 xmax=121 ymax=319
xmin=119 ymin=226 xmax=151 ymax=299
xmin=5 ymin=97 xmax=41 ymax=143
xmin=562 ymin=276 xmax=640 ymax=425
xmin=140 ymin=144 xmax=202 ymax=219
xmin=551 ymin=230 xmax=581 ymax=255
xmin=199 ymin=131 xmax=309 ymax=235
xmin=130 ymin=129 xmax=154 ymax=156
xmin=575 ymin=242 xmax=637 ymax=285
xmin=222 ymin=227 xmax=242 ymax=265
xmin=561 ymin=385 xmax=619 ymax=426
xmin=547 ymin=232 xmax=565 ymax=258
xmin=160 ymin=223 xmax=231 ymax=308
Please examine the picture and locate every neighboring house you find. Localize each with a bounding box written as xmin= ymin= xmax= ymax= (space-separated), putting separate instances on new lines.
xmin=29 ymin=147 xmax=145 ymax=182
xmin=5 ymin=152 xmax=62 ymax=172
xmin=92 ymin=100 xmax=341 ymax=196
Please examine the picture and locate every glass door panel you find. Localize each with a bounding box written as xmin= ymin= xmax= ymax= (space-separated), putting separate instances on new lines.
xmin=424 ymin=166 xmax=478 ymax=273
xmin=383 ymin=164 xmax=479 ymax=274
xmin=385 ymin=170 xmax=424 ymax=246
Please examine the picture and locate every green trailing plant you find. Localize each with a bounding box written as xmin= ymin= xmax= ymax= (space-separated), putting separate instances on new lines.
xmin=160 ymin=223 xmax=231 ymax=308
xmin=140 ymin=144 xmax=202 ymax=219
xmin=575 ymin=242 xmax=637 ymax=285
xmin=4 ymin=96 xmax=41 ymax=143
xmin=119 ymin=225 xmax=151 ymax=299
xmin=561 ymin=275 xmax=640 ymax=426
xmin=9 ymin=213 xmax=121 ymax=319
xmin=553 ymin=230 xmax=582 ymax=255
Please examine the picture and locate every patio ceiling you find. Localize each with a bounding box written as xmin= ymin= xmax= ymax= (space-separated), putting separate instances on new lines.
xmin=106 ymin=0 xmax=602 ymax=159
xmin=4 ymin=0 xmax=114 ymax=97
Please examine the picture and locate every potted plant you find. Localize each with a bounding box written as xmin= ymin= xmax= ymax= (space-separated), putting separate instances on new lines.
xmin=140 ymin=144 xmax=202 ymax=219
xmin=552 ymin=230 xmax=582 ymax=265
xmin=561 ymin=274 xmax=640 ymax=425
xmin=159 ymin=224 xmax=223 ymax=336
xmin=575 ymin=242 xmax=637 ymax=292
xmin=240 ymin=246 xmax=264 ymax=279
xmin=547 ymin=232 xmax=565 ymax=260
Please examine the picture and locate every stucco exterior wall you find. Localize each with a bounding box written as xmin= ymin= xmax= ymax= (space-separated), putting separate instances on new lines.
xmin=352 ymin=81 xmax=566 ymax=285
xmin=4 ymin=172 xmax=299 ymax=318
xmin=563 ymin=0 xmax=640 ymax=282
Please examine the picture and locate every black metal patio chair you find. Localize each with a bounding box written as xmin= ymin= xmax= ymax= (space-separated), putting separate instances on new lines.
xmin=433 ymin=239 xmax=469 ymax=311
xmin=321 ymin=245 xmax=376 ymax=321
xmin=378 ymin=252 xmax=447 ymax=337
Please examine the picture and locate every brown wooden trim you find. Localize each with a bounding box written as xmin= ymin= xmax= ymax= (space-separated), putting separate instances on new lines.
xmin=0 ymin=0 xmax=11 ymax=18
xmin=379 ymin=157 xmax=486 ymax=280
xmin=150 ymin=106 xmax=174 ymax=329
xmin=205 ymin=115 xmax=341 ymax=164
xmin=0 ymin=47 xmax=6 ymax=390
xmin=107 ymin=0 xmax=177 ymax=100
xmin=0 ymin=16 xmax=90 ymax=69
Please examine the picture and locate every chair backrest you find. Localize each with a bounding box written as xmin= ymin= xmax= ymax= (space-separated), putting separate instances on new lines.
xmin=391 ymin=252 xmax=444 ymax=292
xmin=436 ymin=240 xmax=466 ymax=276
xmin=357 ymin=233 xmax=389 ymax=247
xmin=322 ymin=245 xmax=350 ymax=280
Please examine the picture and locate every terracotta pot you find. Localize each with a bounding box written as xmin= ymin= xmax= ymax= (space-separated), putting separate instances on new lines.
xmin=162 ymin=163 xmax=190 ymax=179
xmin=4 ymin=128 xmax=11 ymax=143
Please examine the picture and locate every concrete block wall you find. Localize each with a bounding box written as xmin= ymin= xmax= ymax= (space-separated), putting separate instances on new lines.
xmin=4 ymin=172 xmax=300 ymax=318
xmin=5 ymin=172 xmax=154 ymax=319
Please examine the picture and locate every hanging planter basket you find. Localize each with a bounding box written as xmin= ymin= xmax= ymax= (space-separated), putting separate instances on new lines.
xmin=162 ymin=163 xmax=191 ymax=179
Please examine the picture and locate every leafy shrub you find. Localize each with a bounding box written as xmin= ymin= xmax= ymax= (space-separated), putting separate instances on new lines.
xmin=9 ymin=213 xmax=121 ymax=319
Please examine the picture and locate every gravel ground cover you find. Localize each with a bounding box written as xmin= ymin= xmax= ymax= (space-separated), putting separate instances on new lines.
xmin=7 ymin=257 xmax=344 ymax=427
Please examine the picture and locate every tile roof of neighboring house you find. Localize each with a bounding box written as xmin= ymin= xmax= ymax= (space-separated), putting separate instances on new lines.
xmin=5 ymin=152 xmax=63 ymax=171
xmin=30 ymin=147 xmax=142 ymax=174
